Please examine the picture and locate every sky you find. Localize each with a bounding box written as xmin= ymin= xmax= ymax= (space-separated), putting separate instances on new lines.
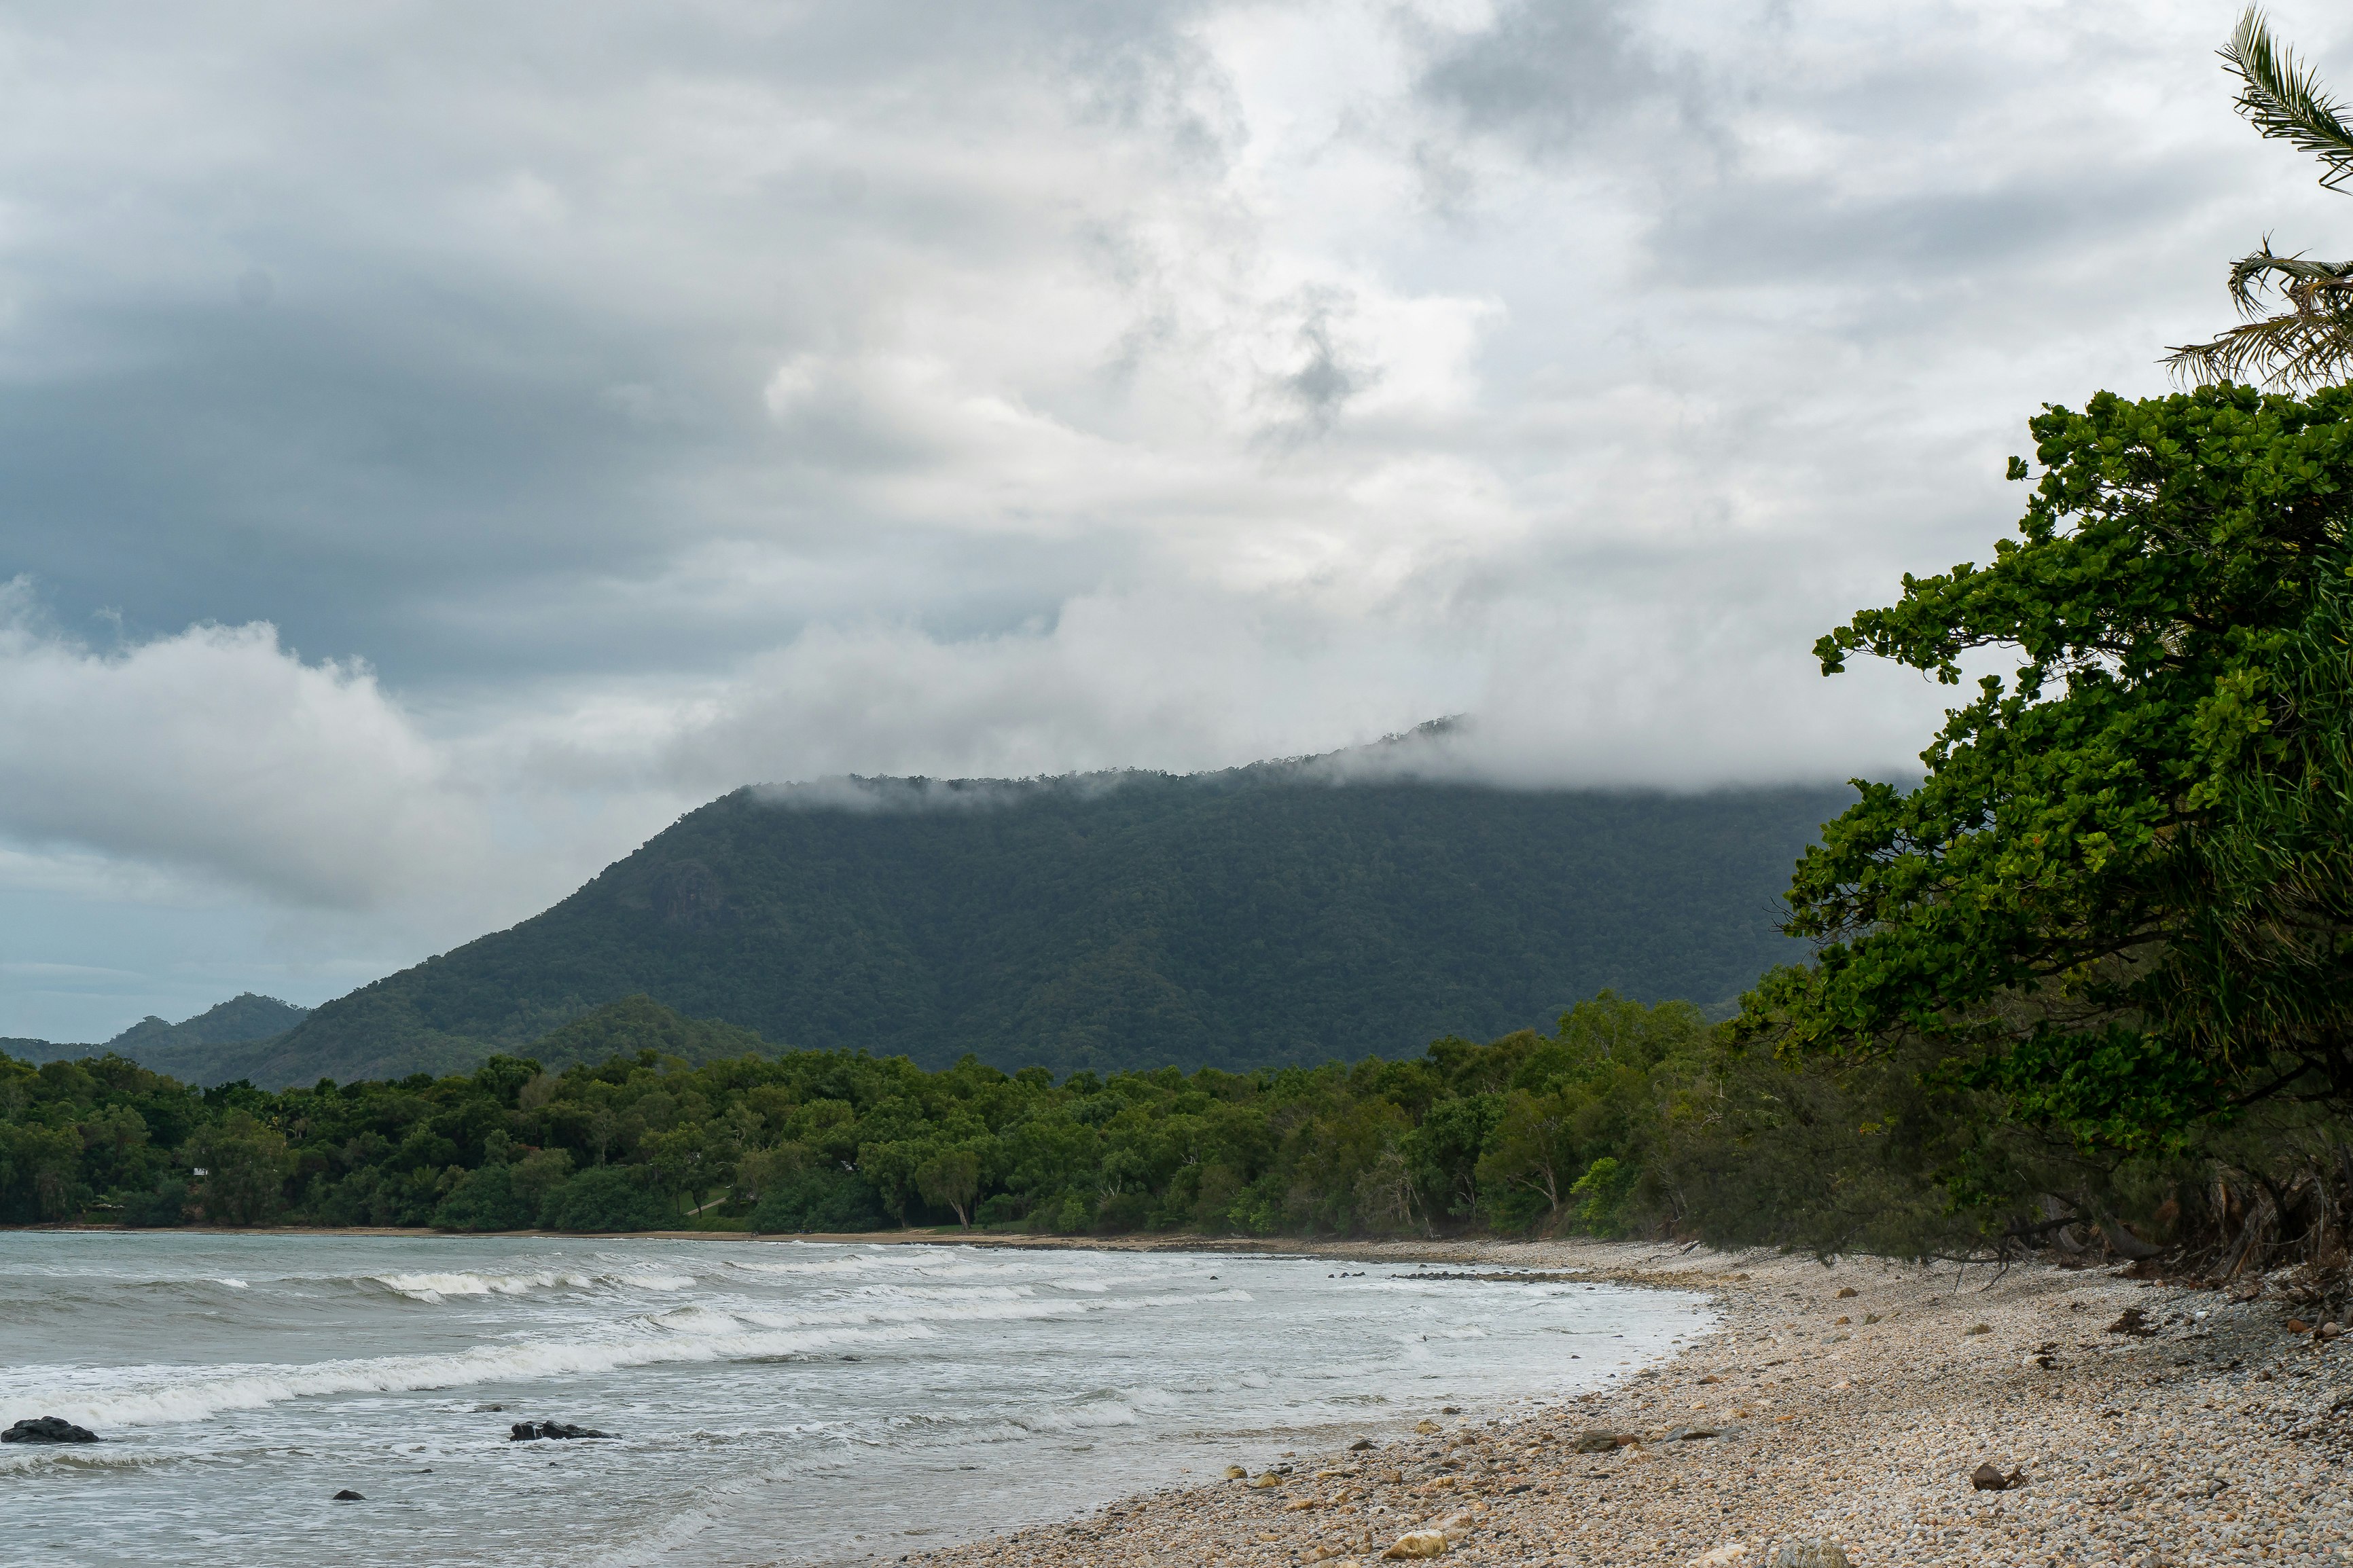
xmin=1 ymin=0 xmax=2346 ymax=1041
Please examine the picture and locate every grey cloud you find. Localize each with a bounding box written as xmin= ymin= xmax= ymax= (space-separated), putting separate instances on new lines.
xmin=1263 ymin=295 xmax=1382 ymax=440
xmin=1416 ymin=0 xmax=1678 ymax=153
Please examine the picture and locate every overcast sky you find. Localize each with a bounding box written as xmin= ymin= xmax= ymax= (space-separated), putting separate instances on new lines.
xmin=2 ymin=0 xmax=2345 ymax=1040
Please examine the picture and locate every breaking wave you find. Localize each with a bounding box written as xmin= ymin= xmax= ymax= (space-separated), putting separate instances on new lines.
xmin=0 ymin=1320 xmax=942 ymax=1432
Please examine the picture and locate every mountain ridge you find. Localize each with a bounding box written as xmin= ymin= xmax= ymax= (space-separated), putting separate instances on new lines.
xmin=195 ymin=759 xmax=1846 ymax=1088
xmin=6 ymin=993 xmax=310 ymax=1076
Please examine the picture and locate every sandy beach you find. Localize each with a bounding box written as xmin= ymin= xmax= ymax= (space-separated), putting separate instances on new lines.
xmin=894 ymin=1239 xmax=2351 ymax=1568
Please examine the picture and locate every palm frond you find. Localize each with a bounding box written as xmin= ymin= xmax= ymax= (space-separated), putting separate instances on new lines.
xmin=2225 ymin=242 xmax=2353 ymax=316
xmin=2223 ymin=6 xmax=2353 ymax=191
xmin=2164 ymin=309 xmax=2353 ymax=389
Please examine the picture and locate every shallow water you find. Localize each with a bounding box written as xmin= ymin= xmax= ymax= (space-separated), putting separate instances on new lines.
xmin=0 ymin=1233 xmax=1705 ymax=1565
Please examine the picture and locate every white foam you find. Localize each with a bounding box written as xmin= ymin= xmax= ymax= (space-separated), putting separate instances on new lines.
xmin=370 ymin=1270 xmax=596 ymax=1302
xmin=618 ymin=1271 xmax=694 ymax=1292
xmin=0 ymin=1444 xmax=160 ymax=1476
xmin=0 ymin=1320 xmax=941 ymax=1432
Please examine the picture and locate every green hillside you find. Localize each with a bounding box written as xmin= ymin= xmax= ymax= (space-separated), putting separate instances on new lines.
xmin=210 ymin=763 xmax=1847 ymax=1087
xmin=7 ymin=993 xmax=309 ymax=1078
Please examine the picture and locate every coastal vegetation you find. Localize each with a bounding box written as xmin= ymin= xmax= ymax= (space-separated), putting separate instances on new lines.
xmin=0 ymin=989 xmax=1963 ymax=1251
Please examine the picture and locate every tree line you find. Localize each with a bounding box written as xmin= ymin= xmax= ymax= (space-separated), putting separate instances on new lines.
xmin=0 ymin=977 xmax=2313 ymax=1268
xmin=0 ymin=991 xmax=1873 ymax=1244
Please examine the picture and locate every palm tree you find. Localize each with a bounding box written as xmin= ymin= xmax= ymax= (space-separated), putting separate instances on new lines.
xmin=2165 ymin=8 xmax=2353 ymax=390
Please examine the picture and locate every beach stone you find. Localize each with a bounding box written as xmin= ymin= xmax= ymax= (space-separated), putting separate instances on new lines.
xmin=1414 ymin=1419 xmax=1443 ymax=1434
xmin=1571 ymin=1431 xmax=1619 ymax=1453
xmin=1971 ymin=1462 xmax=2016 ymax=1491
xmin=1380 ymin=1530 xmax=1448 ymax=1559
xmin=1835 ymin=1287 xmax=1858 ymax=1298
xmin=509 ymin=1420 xmax=611 ymax=1441
xmin=1765 ymin=1541 xmax=1849 ymax=1568
xmin=2 ymin=1417 xmax=98 ymax=1444
xmin=1250 ymin=1472 xmax=1284 ymax=1489
xmin=1349 ymin=1438 xmax=1374 ymax=1451
xmin=2106 ymin=1307 xmax=2157 ymax=1336
xmin=1691 ymin=1546 xmax=1750 ymax=1567
xmin=1225 ymin=1465 xmax=1249 ymax=1479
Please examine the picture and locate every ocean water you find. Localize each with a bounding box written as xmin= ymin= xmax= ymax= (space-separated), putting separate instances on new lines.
xmin=0 ymin=1233 xmax=1706 ymax=1567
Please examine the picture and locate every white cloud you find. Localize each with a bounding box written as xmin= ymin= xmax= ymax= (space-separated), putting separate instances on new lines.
xmin=0 ymin=581 xmax=487 ymax=908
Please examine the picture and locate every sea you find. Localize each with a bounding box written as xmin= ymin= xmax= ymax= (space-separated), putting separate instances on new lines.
xmin=0 ymin=1232 xmax=1707 ymax=1567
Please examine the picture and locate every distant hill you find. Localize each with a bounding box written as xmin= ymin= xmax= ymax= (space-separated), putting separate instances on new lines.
xmin=206 ymin=757 xmax=1848 ymax=1088
xmin=6 ymin=993 xmax=310 ymax=1081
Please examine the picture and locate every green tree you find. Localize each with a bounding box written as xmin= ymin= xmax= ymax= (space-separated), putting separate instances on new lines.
xmin=509 ymin=1146 xmax=575 ymax=1218
xmin=643 ymin=1123 xmax=712 ymax=1218
xmin=188 ymin=1111 xmax=293 ymax=1225
xmin=1475 ymin=1087 xmax=1581 ymax=1224
xmin=1402 ymin=1093 xmax=1502 ymax=1221
xmin=749 ymin=1167 xmax=887 ymax=1233
xmin=914 ymin=1144 xmax=984 ymax=1228
xmin=2168 ymin=9 xmax=2353 ymax=389
xmin=537 ymin=1165 xmax=673 ymax=1232
xmin=1742 ymin=384 xmax=2353 ymax=1154
xmin=1 ymin=1122 xmax=86 ymax=1221
xmin=432 ymin=1162 xmax=536 ymax=1231
xmin=1567 ymin=1156 xmax=1634 ymax=1233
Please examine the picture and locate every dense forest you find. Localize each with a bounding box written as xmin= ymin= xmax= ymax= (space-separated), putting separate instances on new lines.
xmin=0 ymin=991 xmax=1969 ymax=1250
xmin=0 ymin=987 xmax=2278 ymax=1264
xmin=188 ymin=766 xmax=1846 ymax=1088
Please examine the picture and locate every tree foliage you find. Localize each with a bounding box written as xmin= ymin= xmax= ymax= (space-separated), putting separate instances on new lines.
xmin=2 ymin=991 xmax=1998 ymax=1254
xmin=1741 ymin=384 xmax=2353 ymax=1155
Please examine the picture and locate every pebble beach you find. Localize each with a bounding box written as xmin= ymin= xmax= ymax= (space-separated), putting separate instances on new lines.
xmin=901 ymin=1238 xmax=2351 ymax=1568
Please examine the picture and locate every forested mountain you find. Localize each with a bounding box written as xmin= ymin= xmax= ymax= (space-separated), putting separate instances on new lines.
xmin=143 ymin=763 xmax=1848 ymax=1088
xmin=4 ymin=993 xmax=308 ymax=1078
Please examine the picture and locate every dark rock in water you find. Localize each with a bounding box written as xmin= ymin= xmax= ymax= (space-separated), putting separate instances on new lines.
xmin=332 ymin=1489 xmax=365 ymax=1501
xmin=509 ymin=1420 xmax=612 ymax=1441
xmin=2 ymin=1417 xmax=98 ymax=1444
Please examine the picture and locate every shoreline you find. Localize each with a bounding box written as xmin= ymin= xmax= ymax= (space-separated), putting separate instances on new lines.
xmin=18 ymin=1227 xmax=2346 ymax=1563
xmin=893 ymin=1240 xmax=2348 ymax=1568
xmin=14 ymin=1223 xmax=1693 ymax=1264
